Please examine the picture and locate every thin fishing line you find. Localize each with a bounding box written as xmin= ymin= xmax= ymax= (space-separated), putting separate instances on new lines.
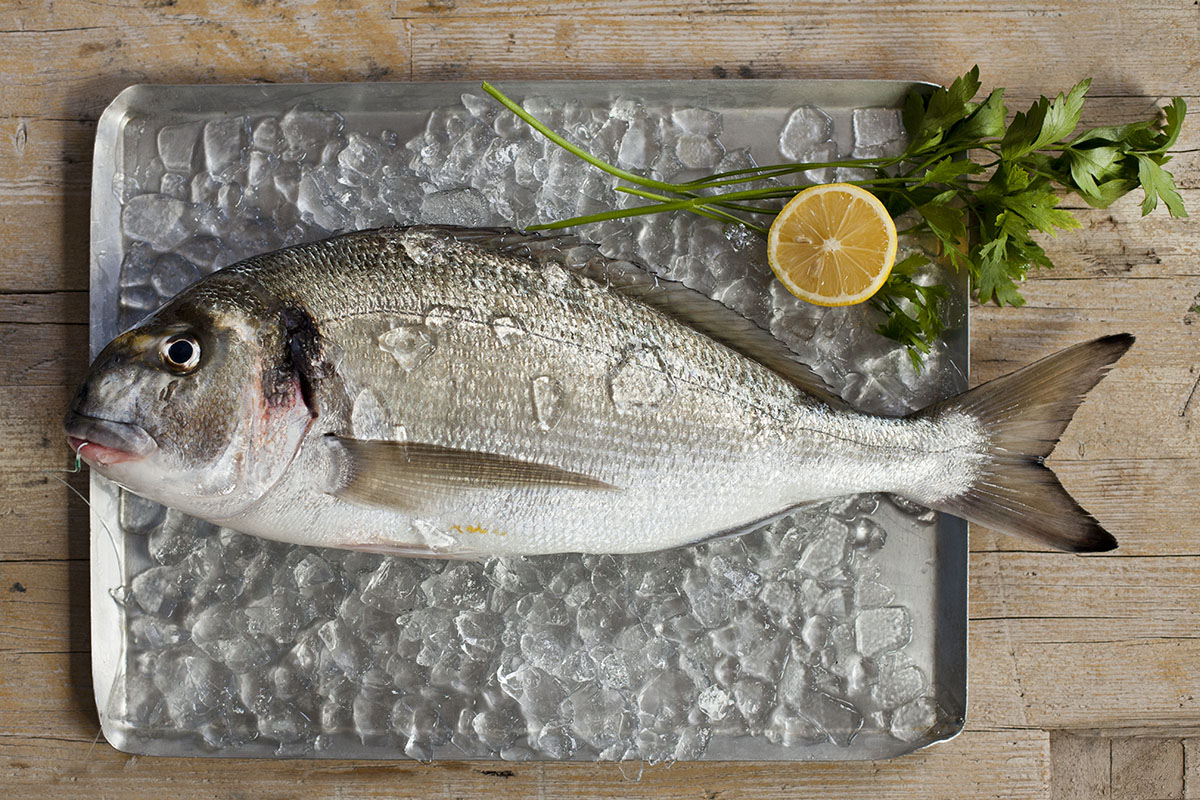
xmin=43 ymin=453 xmax=129 ymax=763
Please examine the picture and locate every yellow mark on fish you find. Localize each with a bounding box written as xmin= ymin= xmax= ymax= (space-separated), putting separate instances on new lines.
xmin=450 ymin=523 xmax=509 ymax=538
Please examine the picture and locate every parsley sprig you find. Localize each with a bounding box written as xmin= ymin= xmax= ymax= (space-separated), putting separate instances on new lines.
xmin=483 ymin=68 xmax=1187 ymax=366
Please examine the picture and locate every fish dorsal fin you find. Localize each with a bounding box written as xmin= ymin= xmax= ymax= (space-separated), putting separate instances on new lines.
xmin=401 ymin=225 xmax=847 ymax=410
xmin=329 ymin=436 xmax=617 ymax=511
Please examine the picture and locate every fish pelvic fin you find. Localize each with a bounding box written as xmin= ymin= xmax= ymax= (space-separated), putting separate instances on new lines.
xmin=329 ymin=436 xmax=618 ymax=512
xmin=921 ymin=334 xmax=1134 ymax=553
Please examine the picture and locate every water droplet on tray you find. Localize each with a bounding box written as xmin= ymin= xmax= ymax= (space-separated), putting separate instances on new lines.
xmin=530 ymin=376 xmax=564 ymax=431
xmin=350 ymin=388 xmax=391 ymax=440
xmin=490 ymin=315 xmax=526 ymax=345
xmin=423 ymin=304 xmax=462 ymax=330
xmin=609 ymin=345 xmax=671 ymax=412
xmin=378 ymin=323 xmax=437 ymax=372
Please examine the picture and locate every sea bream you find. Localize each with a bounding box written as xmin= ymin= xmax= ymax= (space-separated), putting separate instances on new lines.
xmin=64 ymin=226 xmax=1130 ymax=557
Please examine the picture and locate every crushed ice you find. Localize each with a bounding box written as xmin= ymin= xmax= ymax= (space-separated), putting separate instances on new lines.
xmin=106 ymin=91 xmax=958 ymax=759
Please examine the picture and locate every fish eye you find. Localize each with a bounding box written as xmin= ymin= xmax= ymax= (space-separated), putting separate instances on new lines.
xmin=161 ymin=335 xmax=201 ymax=373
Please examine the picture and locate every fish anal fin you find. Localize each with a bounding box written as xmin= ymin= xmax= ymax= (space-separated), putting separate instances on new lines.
xmin=329 ymin=435 xmax=617 ymax=512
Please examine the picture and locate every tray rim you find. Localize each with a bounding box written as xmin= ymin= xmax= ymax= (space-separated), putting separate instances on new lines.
xmin=89 ymin=76 xmax=969 ymax=761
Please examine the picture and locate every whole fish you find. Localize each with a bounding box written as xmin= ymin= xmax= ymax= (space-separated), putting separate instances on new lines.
xmin=65 ymin=226 xmax=1130 ymax=557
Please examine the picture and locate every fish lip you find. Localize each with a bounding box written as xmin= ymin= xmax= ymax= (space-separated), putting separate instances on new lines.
xmin=62 ymin=410 xmax=157 ymax=460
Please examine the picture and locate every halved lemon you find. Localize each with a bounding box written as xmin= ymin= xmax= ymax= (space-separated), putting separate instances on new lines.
xmin=766 ymin=183 xmax=898 ymax=307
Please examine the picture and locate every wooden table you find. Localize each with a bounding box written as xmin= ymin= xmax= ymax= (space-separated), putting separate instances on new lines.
xmin=2 ymin=1 xmax=1197 ymax=797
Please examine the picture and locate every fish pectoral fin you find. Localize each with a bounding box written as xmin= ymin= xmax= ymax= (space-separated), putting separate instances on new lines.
xmin=329 ymin=436 xmax=617 ymax=510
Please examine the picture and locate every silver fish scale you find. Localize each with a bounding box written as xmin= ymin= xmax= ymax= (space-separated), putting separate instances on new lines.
xmin=226 ymin=228 xmax=978 ymax=556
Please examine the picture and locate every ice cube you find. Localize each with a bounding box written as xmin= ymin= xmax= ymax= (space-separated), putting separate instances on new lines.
xmin=157 ymin=122 xmax=202 ymax=172
xmin=122 ymin=193 xmax=202 ymax=251
xmin=472 ymin=702 xmax=523 ymax=751
xmin=854 ymin=606 xmax=913 ymax=658
xmin=802 ymin=691 xmax=863 ymax=747
xmin=671 ymin=106 xmax=722 ymax=136
xmin=257 ymin=697 xmax=313 ymax=744
xmin=352 ymin=688 xmax=395 ymax=744
xmin=191 ymin=605 xmax=274 ymax=674
xmin=337 ymin=133 xmax=386 ymax=185
xmin=851 ymin=107 xmax=905 ymax=150
xmin=251 ymin=117 xmax=282 ymax=153
xmin=203 ymin=116 xmax=248 ymax=178
xmin=799 ymin=140 xmax=840 ymax=184
xmin=890 ymin=695 xmax=938 ymax=742
xmin=675 ymin=134 xmax=725 ymax=169
xmin=779 ymin=106 xmax=834 ymax=160
xmin=296 ymin=167 xmax=354 ymax=231
xmin=129 ymin=615 xmax=190 ymax=650
xmin=638 ymin=670 xmax=695 ymax=727
xmin=292 ymin=552 xmax=335 ymax=589
xmin=150 ymin=508 xmax=213 ymax=565
xmin=150 ymin=253 xmax=200 ymax=299
xmin=617 ymin=117 xmax=659 ymax=170
xmin=871 ymin=659 xmax=927 ymax=709
xmin=153 ymin=647 xmax=235 ymax=725
xmin=243 ymin=589 xmax=312 ymax=644
xmin=797 ymin=520 xmax=850 ymax=577
xmin=118 ymin=489 xmax=165 ymax=535
xmin=419 ymin=187 xmax=492 ymax=227
xmin=356 ymin=558 xmax=423 ymax=615
xmin=318 ymin=618 xmax=369 ymax=680
xmin=131 ymin=565 xmax=187 ymax=617
xmin=519 ymin=624 xmax=572 ymax=675
xmin=681 ymin=568 xmax=735 ymax=628
xmin=732 ymin=677 xmax=772 ymax=731
xmin=159 ymin=171 xmax=190 ymax=200
xmin=280 ymin=105 xmax=344 ymax=164
xmin=420 ymin=563 xmax=489 ymax=612
xmin=565 ymin=684 xmax=634 ymax=750
xmin=764 ymin=705 xmax=824 ymax=747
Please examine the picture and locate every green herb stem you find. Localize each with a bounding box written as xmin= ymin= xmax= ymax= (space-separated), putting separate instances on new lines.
xmin=485 ymin=68 xmax=1187 ymax=366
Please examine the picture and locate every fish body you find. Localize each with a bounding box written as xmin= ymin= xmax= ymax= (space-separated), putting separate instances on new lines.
xmin=65 ymin=226 xmax=1128 ymax=557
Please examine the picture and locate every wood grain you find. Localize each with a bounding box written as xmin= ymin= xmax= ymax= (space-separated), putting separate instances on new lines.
xmin=0 ymin=727 xmax=1052 ymax=800
xmin=2 ymin=0 xmax=1199 ymax=795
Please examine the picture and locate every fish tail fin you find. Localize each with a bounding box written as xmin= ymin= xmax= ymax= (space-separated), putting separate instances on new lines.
xmin=922 ymin=334 xmax=1134 ymax=553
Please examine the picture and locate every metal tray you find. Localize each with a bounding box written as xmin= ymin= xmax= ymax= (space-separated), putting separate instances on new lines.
xmin=88 ymin=79 xmax=968 ymax=761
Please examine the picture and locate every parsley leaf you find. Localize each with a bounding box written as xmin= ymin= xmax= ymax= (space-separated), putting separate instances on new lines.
xmin=486 ymin=69 xmax=1190 ymax=367
xmin=1135 ymin=153 xmax=1188 ymax=217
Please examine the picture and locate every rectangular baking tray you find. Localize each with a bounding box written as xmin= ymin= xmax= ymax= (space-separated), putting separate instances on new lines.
xmin=88 ymin=79 xmax=968 ymax=761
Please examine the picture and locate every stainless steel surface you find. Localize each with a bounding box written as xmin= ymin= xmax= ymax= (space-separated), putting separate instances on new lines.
xmin=88 ymin=79 xmax=968 ymax=761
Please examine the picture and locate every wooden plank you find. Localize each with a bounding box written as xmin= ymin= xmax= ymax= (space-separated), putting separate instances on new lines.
xmin=2 ymin=0 xmax=1189 ymax=30
xmin=0 ymin=323 xmax=88 ymax=387
xmin=966 ymin=548 xmax=1200 ymax=731
xmin=0 ymin=200 xmax=91 ymax=293
xmin=0 ymin=561 xmax=87 ymax=656
xmin=1050 ymin=732 xmax=1110 ymax=800
xmin=0 ymin=385 xmax=78 ymax=474
xmin=0 ymin=651 xmax=95 ymax=740
xmin=0 ymin=292 xmax=88 ymax=325
xmin=392 ymin=0 xmax=1189 ymax=16
xmin=0 ymin=722 xmax=1051 ymax=800
xmin=1111 ymin=738 xmax=1184 ymax=799
xmin=0 ymin=21 xmax=414 ymax=121
xmin=0 ymin=117 xmax=94 ymax=195
xmin=1185 ymin=739 xmax=1200 ymax=799
xmin=405 ymin=10 xmax=1200 ymax=97
xmin=971 ymin=458 xmax=1200 ymax=556
xmin=0 ymin=8 xmax=1194 ymax=121
xmin=0 ymin=474 xmax=90 ymax=562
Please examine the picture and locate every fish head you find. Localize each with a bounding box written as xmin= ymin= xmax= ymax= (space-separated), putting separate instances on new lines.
xmin=64 ymin=279 xmax=315 ymax=521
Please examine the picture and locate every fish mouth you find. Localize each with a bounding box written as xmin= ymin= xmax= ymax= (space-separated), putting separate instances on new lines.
xmin=63 ymin=410 xmax=157 ymax=466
